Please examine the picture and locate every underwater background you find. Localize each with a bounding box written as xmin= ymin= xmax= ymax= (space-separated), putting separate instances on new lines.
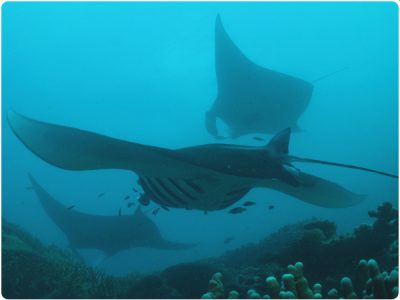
xmin=2 ymin=0 xmax=398 ymax=288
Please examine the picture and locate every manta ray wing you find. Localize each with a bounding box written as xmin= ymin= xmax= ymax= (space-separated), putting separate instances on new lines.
xmin=261 ymin=172 xmax=366 ymax=208
xmin=206 ymin=15 xmax=313 ymax=138
xmin=9 ymin=111 xmax=253 ymax=211
xmin=8 ymin=111 xmax=185 ymax=177
xmin=28 ymin=174 xmax=194 ymax=253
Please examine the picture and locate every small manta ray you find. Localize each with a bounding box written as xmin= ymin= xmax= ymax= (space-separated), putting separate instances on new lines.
xmin=28 ymin=174 xmax=194 ymax=258
xmin=243 ymin=201 xmax=255 ymax=207
xmin=229 ymin=207 xmax=246 ymax=214
xmin=206 ymin=15 xmax=344 ymax=139
xmin=8 ymin=111 xmax=397 ymax=212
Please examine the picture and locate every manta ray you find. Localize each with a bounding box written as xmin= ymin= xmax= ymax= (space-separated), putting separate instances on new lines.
xmin=28 ymin=174 xmax=193 ymax=256
xmin=9 ymin=111 xmax=397 ymax=212
xmin=206 ymin=15 xmax=314 ymax=138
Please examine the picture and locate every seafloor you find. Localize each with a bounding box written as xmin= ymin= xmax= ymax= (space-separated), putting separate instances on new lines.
xmin=2 ymin=201 xmax=398 ymax=299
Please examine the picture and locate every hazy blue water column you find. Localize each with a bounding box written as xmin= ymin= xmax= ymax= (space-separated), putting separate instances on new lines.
xmin=2 ymin=2 xmax=397 ymax=274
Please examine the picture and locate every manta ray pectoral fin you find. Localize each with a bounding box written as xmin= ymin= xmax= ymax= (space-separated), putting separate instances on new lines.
xmin=262 ymin=171 xmax=366 ymax=208
xmin=8 ymin=110 xmax=170 ymax=171
xmin=7 ymin=110 xmax=196 ymax=177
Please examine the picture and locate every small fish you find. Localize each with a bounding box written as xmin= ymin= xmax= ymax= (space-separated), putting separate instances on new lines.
xmin=132 ymin=187 xmax=139 ymax=193
xmin=127 ymin=202 xmax=135 ymax=208
xmin=229 ymin=207 xmax=246 ymax=214
xmin=124 ymin=195 xmax=130 ymax=200
xmin=253 ymin=136 xmax=265 ymax=141
xmin=118 ymin=208 xmax=122 ymax=216
xmin=152 ymin=207 xmax=161 ymax=215
xmin=97 ymin=192 xmax=105 ymax=198
xmin=67 ymin=205 xmax=75 ymax=210
xmin=204 ymin=210 xmax=208 ymax=215
xmin=243 ymin=201 xmax=255 ymax=207
xmin=268 ymin=205 xmax=275 ymax=210
xmin=138 ymin=194 xmax=150 ymax=206
xmin=161 ymin=205 xmax=170 ymax=211
xmin=224 ymin=237 xmax=234 ymax=244
xmin=25 ymin=186 xmax=34 ymax=190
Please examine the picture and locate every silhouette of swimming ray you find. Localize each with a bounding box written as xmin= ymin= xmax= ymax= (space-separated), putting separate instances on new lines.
xmin=206 ymin=15 xmax=313 ymax=138
xmin=28 ymin=174 xmax=194 ymax=257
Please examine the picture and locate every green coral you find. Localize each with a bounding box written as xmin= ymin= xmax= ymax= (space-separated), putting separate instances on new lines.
xmin=200 ymin=260 xmax=398 ymax=299
xmin=2 ymin=219 xmax=138 ymax=298
xmin=201 ymin=272 xmax=225 ymax=299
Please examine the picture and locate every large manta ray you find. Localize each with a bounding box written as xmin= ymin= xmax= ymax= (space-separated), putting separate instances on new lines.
xmin=28 ymin=174 xmax=193 ymax=256
xmin=9 ymin=111 xmax=397 ymax=212
xmin=206 ymin=15 xmax=313 ymax=138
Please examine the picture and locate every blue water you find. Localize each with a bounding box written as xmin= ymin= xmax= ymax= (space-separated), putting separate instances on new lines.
xmin=2 ymin=2 xmax=398 ymax=275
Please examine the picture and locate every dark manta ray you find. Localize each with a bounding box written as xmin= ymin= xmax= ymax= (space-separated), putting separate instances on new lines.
xmin=9 ymin=111 xmax=397 ymax=212
xmin=205 ymin=15 xmax=313 ymax=138
xmin=28 ymin=174 xmax=193 ymax=256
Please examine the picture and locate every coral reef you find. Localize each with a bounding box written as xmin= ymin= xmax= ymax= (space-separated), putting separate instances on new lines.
xmin=201 ymin=272 xmax=225 ymax=299
xmin=200 ymin=259 xmax=398 ymax=298
xmin=258 ymin=202 xmax=398 ymax=291
xmin=2 ymin=220 xmax=138 ymax=298
xmin=162 ymin=262 xmax=222 ymax=298
xmin=198 ymin=202 xmax=398 ymax=299
xmin=2 ymin=201 xmax=398 ymax=299
xmin=124 ymin=275 xmax=181 ymax=299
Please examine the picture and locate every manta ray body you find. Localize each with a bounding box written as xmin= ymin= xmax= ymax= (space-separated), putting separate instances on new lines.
xmin=9 ymin=111 xmax=397 ymax=212
xmin=28 ymin=174 xmax=193 ymax=256
xmin=206 ymin=15 xmax=313 ymax=138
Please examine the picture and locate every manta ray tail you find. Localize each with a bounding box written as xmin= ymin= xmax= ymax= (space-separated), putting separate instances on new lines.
xmin=311 ymin=67 xmax=348 ymax=84
xmin=267 ymin=127 xmax=397 ymax=179
xmin=290 ymin=156 xmax=398 ymax=179
xmin=262 ymin=128 xmax=396 ymax=208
